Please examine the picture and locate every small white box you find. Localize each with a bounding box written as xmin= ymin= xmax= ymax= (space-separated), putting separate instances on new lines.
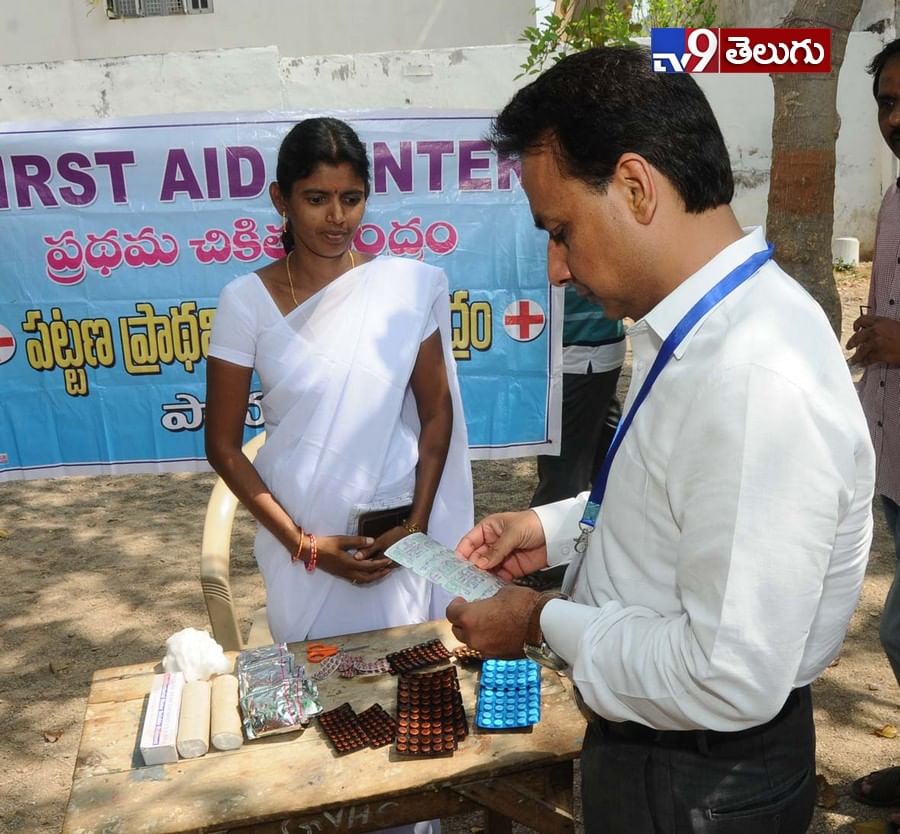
xmin=140 ymin=671 xmax=185 ymax=766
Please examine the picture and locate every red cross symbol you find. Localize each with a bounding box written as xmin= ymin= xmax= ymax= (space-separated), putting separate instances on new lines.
xmin=503 ymin=299 xmax=546 ymax=342
xmin=0 ymin=325 xmax=16 ymax=364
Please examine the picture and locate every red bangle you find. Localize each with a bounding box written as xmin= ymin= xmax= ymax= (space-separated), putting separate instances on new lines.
xmin=305 ymin=533 xmax=318 ymax=573
xmin=291 ymin=529 xmax=305 ymax=563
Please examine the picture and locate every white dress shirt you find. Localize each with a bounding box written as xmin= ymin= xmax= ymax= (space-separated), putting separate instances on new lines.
xmin=562 ymin=341 xmax=626 ymax=374
xmin=534 ymin=228 xmax=875 ymax=732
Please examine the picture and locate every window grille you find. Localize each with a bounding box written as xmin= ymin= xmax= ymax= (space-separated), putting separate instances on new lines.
xmin=107 ymin=0 xmax=140 ymax=17
xmin=107 ymin=0 xmax=213 ymax=18
xmin=142 ymin=0 xmax=184 ymax=14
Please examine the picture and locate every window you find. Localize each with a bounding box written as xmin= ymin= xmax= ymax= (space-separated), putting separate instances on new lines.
xmin=142 ymin=0 xmax=185 ymax=14
xmin=107 ymin=0 xmax=140 ymax=16
xmin=106 ymin=0 xmax=213 ymax=17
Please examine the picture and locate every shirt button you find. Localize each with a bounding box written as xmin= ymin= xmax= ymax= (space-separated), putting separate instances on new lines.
xmin=878 ymin=420 xmax=884 ymax=427
xmin=560 ymin=545 xmax=571 ymax=557
xmin=891 ymin=299 xmax=896 ymax=306
xmin=881 ymin=380 xmax=886 ymax=387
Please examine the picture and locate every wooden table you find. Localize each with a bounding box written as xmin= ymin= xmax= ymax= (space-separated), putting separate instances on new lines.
xmin=63 ymin=619 xmax=586 ymax=834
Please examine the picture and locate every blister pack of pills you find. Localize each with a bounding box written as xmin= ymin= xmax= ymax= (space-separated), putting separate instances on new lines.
xmin=385 ymin=639 xmax=451 ymax=675
xmin=316 ymin=702 xmax=397 ymax=754
xmin=394 ymin=666 xmax=468 ymax=757
xmin=317 ymin=702 xmax=370 ymax=754
xmin=385 ymin=533 xmax=506 ymax=601
xmin=475 ymin=658 xmax=541 ymax=730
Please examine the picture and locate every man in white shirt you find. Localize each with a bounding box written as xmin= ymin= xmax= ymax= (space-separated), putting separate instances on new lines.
xmin=447 ymin=45 xmax=875 ymax=833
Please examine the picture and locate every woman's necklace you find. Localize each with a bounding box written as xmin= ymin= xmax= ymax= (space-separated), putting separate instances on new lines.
xmin=285 ymin=248 xmax=356 ymax=307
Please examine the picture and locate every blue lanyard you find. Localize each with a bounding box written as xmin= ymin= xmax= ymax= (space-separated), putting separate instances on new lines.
xmin=574 ymin=244 xmax=774 ymax=552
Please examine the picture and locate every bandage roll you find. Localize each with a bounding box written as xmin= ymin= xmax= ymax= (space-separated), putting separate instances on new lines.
xmin=176 ymin=679 xmax=211 ymax=759
xmin=210 ymin=674 xmax=243 ymax=751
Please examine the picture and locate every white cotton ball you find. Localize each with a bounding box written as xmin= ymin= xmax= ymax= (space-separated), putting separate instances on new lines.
xmin=162 ymin=627 xmax=232 ymax=682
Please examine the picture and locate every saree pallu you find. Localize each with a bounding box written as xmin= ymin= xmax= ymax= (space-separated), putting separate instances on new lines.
xmin=247 ymin=257 xmax=473 ymax=641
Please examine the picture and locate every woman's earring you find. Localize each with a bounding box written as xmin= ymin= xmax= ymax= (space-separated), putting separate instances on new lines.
xmin=281 ymin=213 xmax=288 ymax=233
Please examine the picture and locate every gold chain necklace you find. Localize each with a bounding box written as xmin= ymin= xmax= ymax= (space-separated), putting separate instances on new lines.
xmin=285 ymin=248 xmax=356 ymax=307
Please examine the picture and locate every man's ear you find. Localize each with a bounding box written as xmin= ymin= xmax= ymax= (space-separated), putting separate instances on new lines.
xmin=615 ymin=154 xmax=656 ymax=226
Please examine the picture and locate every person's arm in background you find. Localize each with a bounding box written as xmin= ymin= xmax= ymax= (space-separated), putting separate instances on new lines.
xmin=847 ymin=313 xmax=900 ymax=365
xmin=362 ymin=329 xmax=452 ymax=557
xmin=847 ymin=196 xmax=900 ymax=366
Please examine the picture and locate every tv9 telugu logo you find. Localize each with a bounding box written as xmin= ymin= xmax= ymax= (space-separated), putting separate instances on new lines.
xmin=651 ymin=27 xmax=831 ymax=73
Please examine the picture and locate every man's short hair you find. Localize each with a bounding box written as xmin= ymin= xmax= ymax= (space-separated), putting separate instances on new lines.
xmin=868 ymin=39 xmax=900 ymax=98
xmin=490 ymin=46 xmax=734 ymax=213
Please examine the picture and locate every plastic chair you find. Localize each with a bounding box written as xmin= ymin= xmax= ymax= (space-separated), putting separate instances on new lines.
xmin=200 ymin=431 xmax=272 ymax=651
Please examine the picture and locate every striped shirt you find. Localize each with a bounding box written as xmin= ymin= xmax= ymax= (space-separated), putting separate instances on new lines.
xmin=561 ymin=285 xmax=626 ymax=374
xmin=859 ymin=182 xmax=900 ymax=504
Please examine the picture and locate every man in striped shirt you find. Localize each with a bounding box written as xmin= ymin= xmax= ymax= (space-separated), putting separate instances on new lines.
xmin=531 ymin=285 xmax=625 ymax=507
xmin=518 ymin=288 xmax=624 ymax=592
xmin=848 ymin=37 xmax=900 ymax=811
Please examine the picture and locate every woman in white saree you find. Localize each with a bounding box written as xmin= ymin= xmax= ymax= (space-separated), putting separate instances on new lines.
xmin=206 ymin=118 xmax=472 ymax=643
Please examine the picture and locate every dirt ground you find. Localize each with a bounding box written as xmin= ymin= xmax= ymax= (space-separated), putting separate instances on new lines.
xmin=3 ymin=266 xmax=900 ymax=833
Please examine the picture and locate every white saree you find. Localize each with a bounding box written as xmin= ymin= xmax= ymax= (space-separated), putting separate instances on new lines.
xmin=209 ymin=256 xmax=474 ymax=643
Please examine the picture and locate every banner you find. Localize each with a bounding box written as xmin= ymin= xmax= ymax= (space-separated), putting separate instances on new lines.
xmin=0 ymin=111 xmax=562 ymax=480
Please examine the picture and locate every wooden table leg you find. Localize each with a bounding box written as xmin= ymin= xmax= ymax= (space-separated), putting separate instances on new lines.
xmin=485 ymin=809 xmax=514 ymax=833
xmin=545 ymin=759 xmax=574 ymax=817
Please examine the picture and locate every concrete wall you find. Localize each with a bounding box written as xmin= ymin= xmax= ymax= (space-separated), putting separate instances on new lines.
xmin=0 ymin=0 xmax=534 ymax=66
xmin=0 ymin=35 xmax=890 ymax=255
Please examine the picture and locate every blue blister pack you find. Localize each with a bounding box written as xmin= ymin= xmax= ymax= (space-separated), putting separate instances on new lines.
xmin=475 ymin=658 xmax=541 ymax=730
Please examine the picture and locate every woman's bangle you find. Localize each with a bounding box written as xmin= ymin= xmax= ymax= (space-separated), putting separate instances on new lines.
xmin=402 ymin=519 xmax=422 ymax=534
xmin=291 ymin=529 xmax=306 ymax=563
xmin=305 ymin=533 xmax=318 ymax=573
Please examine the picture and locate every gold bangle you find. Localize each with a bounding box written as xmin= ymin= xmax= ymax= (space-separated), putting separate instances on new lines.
xmin=291 ymin=530 xmax=306 ymax=563
xmin=402 ymin=520 xmax=422 ymax=534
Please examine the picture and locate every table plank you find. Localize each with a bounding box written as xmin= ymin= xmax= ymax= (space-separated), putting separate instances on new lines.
xmin=453 ymin=765 xmax=576 ymax=833
xmin=63 ymin=619 xmax=585 ymax=834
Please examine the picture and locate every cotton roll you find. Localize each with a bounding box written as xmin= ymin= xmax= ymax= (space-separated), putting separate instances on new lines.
xmin=176 ymin=679 xmax=211 ymax=758
xmin=210 ymin=674 xmax=243 ymax=751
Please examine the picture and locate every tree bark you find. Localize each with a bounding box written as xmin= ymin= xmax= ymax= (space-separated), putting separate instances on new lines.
xmin=767 ymin=0 xmax=863 ymax=335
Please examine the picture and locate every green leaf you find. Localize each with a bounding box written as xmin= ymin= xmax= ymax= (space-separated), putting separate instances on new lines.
xmin=513 ymin=0 xmax=717 ymax=75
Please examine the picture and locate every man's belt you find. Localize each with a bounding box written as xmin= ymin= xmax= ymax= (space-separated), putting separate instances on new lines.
xmin=574 ymin=685 xmax=805 ymax=752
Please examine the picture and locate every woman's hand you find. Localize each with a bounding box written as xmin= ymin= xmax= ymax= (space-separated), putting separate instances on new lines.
xmin=357 ymin=525 xmax=411 ymax=562
xmin=313 ymin=535 xmax=394 ymax=584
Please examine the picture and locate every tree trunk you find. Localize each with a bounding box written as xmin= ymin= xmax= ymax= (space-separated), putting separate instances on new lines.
xmin=767 ymin=0 xmax=863 ymax=335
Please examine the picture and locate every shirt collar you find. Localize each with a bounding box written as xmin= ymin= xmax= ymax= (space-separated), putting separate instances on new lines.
xmin=630 ymin=226 xmax=768 ymax=360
